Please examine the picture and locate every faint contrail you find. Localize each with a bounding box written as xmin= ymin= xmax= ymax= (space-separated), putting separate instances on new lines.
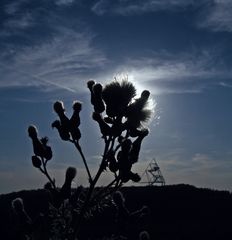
xmin=0 ymin=63 xmax=76 ymax=93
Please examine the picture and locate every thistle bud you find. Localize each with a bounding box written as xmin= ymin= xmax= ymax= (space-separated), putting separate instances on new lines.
xmin=130 ymin=172 xmax=141 ymax=182
xmin=12 ymin=198 xmax=24 ymax=213
xmin=65 ymin=167 xmax=77 ymax=183
xmin=139 ymin=231 xmax=150 ymax=240
xmin=32 ymin=155 xmax=42 ymax=168
xmin=28 ymin=125 xmax=38 ymax=138
xmin=87 ymin=80 xmax=95 ymax=90
xmin=87 ymin=80 xmax=96 ymax=106
xmin=72 ymin=101 xmax=82 ymax=112
xmin=92 ymin=83 xmax=105 ymax=113
xmin=60 ymin=167 xmax=77 ymax=200
xmin=53 ymin=101 xmax=65 ymax=114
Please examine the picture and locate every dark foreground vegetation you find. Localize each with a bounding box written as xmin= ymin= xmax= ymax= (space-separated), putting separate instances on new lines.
xmin=1 ymin=184 xmax=232 ymax=240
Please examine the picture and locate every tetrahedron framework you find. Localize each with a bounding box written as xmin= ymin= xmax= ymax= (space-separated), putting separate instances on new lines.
xmin=141 ymin=158 xmax=165 ymax=186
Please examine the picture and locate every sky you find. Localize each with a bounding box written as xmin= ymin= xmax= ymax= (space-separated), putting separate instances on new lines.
xmin=0 ymin=0 xmax=232 ymax=194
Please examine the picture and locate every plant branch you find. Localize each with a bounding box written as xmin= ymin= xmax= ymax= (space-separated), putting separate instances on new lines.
xmin=73 ymin=141 xmax=93 ymax=184
xmin=39 ymin=157 xmax=56 ymax=189
xmin=73 ymin=137 xmax=111 ymax=239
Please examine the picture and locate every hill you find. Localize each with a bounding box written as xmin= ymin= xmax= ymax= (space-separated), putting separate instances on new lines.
xmin=1 ymin=184 xmax=232 ymax=239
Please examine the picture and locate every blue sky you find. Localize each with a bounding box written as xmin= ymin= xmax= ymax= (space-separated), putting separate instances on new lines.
xmin=0 ymin=0 xmax=232 ymax=193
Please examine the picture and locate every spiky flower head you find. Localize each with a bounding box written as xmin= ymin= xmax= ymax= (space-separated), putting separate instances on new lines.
xmin=40 ymin=137 xmax=49 ymax=145
xmin=126 ymin=90 xmax=154 ymax=128
xmin=72 ymin=101 xmax=82 ymax=112
xmin=12 ymin=198 xmax=24 ymax=212
xmin=28 ymin=125 xmax=38 ymax=138
xmin=53 ymin=101 xmax=65 ymax=114
xmin=102 ymin=79 xmax=136 ymax=117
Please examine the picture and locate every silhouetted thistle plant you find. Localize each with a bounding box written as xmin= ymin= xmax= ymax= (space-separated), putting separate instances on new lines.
xmin=112 ymin=191 xmax=150 ymax=239
xmin=139 ymin=231 xmax=150 ymax=240
xmin=26 ymin=78 xmax=154 ymax=239
xmin=12 ymin=198 xmax=32 ymax=239
xmin=28 ymin=125 xmax=55 ymax=189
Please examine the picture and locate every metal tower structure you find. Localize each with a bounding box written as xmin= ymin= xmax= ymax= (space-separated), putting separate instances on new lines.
xmin=141 ymin=158 xmax=165 ymax=186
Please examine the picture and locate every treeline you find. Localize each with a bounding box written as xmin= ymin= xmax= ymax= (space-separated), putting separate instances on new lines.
xmin=1 ymin=184 xmax=232 ymax=239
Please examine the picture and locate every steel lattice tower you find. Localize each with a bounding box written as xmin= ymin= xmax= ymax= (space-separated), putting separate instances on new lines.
xmin=141 ymin=158 xmax=165 ymax=186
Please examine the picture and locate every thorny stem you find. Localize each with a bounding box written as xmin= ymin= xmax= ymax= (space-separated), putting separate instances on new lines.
xmin=73 ymin=137 xmax=111 ymax=239
xmin=39 ymin=157 xmax=56 ymax=189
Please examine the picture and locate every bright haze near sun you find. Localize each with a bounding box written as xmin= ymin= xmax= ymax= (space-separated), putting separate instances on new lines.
xmin=0 ymin=0 xmax=232 ymax=193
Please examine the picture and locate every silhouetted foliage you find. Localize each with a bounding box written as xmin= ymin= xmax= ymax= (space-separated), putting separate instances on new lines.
xmin=2 ymin=185 xmax=232 ymax=239
xmin=8 ymin=79 xmax=153 ymax=239
xmin=3 ymin=78 xmax=231 ymax=240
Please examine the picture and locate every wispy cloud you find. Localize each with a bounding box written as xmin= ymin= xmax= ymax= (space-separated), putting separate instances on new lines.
xmin=0 ymin=28 xmax=107 ymax=92
xmin=95 ymin=50 xmax=232 ymax=95
xmin=3 ymin=12 xmax=34 ymax=30
xmin=154 ymin=149 xmax=232 ymax=190
xmin=92 ymin=0 xmax=203 ymax=16
xmin=198 ymin=1 xmax=232 ymax=32
xmin=219 ymin=81 xmax=232 ymax=88
xmin=55 ymin=0 xmax=76 ymax=6
xmin=4 ymin=0 xmax=28 ymax=15
xmin=92 ymin=0 xmax=232 ymax=33
xmin=0 ymin=1 xmax=108 ymax=93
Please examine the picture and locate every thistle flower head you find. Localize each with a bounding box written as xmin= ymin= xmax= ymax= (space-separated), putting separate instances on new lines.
xmin=141 ymin=90 xmax=150 ymax=100
xmin=40 ymin=137 xmax=49 ymax=145
xmin=53 ymin=101 xmax=65 ymax=114
xmin=65 ymin=167 xmax=77 ymax=182
xmin=102 ymin=79 xmax=136 ymax=117
xmin=139 ymin=231 xmax=150 ymax=240
xmin=130 ymin=172 xmax=141 ymax=182
xmin=126 ymin=90 xmax=154 ymax=128
xmin=93 ymin=83 xmax=103 ymax=94
xmin=87 ymin=80 xmax=95 ymax=90
xmin=112 ymin=191 xmax=125 ymax=205
xmin=51 ymin=120 xmax=61 ymax=128
xmin=72 ymin=101 xmax=82 ymax=112
xmin=44 ymin=182 xmax=53 ymax=190
xmin=12 ymin=198 xmax=24 ymax=212
xmin=28 ymin=125 xmax=38 ymax=138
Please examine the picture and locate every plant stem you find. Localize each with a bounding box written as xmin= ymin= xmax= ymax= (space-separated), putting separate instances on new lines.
xmin=92 ymin=177 xmax=118 ymax=202
xmin=73 ymin=141 xmax=93 ymax=184
xmin=40 ymin=157 xmax=56 ymax=189
xmin=73 ymin=138 xmax=111 ymax=239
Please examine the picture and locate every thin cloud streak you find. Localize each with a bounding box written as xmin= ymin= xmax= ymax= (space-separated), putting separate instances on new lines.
xmin=0 ymin=63 xmax=76 ymax=92
xmin=0 ymin=28 xmax=107 ymax=92
xmin=92 ymin=0 xmax=232 ymax=33
xmin=92 ymin=0 xmax=202 ymax=16
xmin=55 ymin=0 xmax=76 ymax=6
